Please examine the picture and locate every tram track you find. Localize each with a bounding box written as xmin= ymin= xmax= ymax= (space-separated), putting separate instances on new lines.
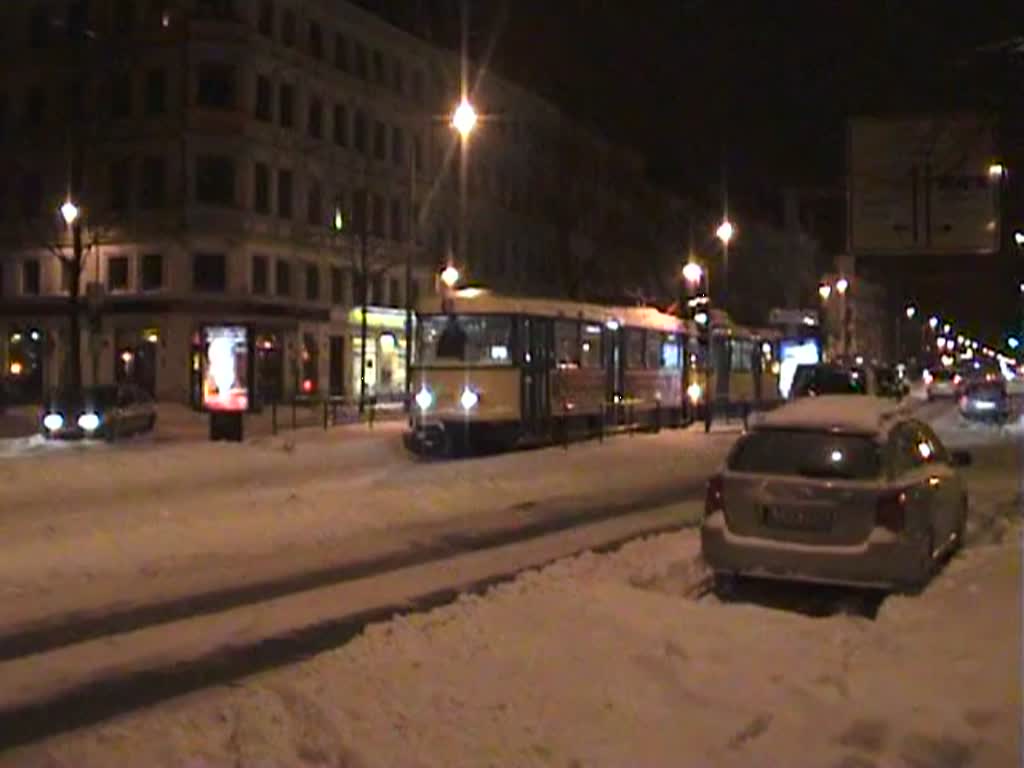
xmin=0 ymin=481 xmax=707 ymax=751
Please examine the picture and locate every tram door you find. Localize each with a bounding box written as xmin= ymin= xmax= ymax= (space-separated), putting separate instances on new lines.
xmin=605 ymin=324 xmax=624 ymax=411
xmin=520 ymin=317 xmax=551 ymax=436
xmin=713 ymin=334 xmax=731 ymax=399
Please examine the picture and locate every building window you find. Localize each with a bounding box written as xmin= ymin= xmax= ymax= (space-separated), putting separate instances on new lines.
xmin=353 ymin=109 xmax=367 ymax=154
xmin=372 ymin=49 xmax=385 ymax=83
xmin=279 ymin=83 xmax=294 ymax=128
xmin=410 ymin=278 xmax=420 ymax=306
xmin=334 ymin=33 xmax=349 ymax=71
xmin=371 ymin=194 xmax=385 ymax=237
xmin=139 ymin=156 xmax=165 ymax=208
xmin=412 ymin=69 xmax=424 ymax=103
xmin=391 ymin=126 xmax=404 ymax=166
xmin=277 ymin=169 xmax=292 ymax=218
xmin=110 ymin=158 xmax=133 ymax=211
xmin=107 ymin=255 xmax=129 ymax=292
xmin=354 ymin=43 xmax=368 ymax=79
xmin=414 ymin=134 xmax=423 ymax=172
xmin=255 ymin=75 xmax=272 ymax=120
xmin=281 ymin=9 xmax=295 ymax=46
xmin=145 ymin=69 xmax=166 ymax=115
xmin=305 ymin=263 xmax=320 ymax=301
xmin=275 ymin=259 xmax=291 ymax=296
xmin=29 ymin=7 xmax=49 ymax=48
xmin=389 ymin=198 xmax=402 ymax=240
xmin=307 ymin=97 xmax=322 ymax=139
xmin=330 ymin=266 xmax=344 ymax=304
xmin=257 ymin=0 xmax=273 ymax=37
xmin=195 ymin=155 xmax=234 ymax=205
xmin=193 ymin=252 xmax=227 ymax=293
xmin=27 ymin=87 xmax=45 ymax=126
xmin=373 ymin=121 xmax=387 ymax=160
xmin=251 ymin=254 xmax=268 ymax=294
xmin=333 ymin=104 xmax=348 ymax=147
xmin=392 ymin=57 xmax=403 ymax=93
xmin=20 ymin=173 xmax=41 ymax=217
xmin=307 ymin=179 xmax=322 ymax=226
xmin=197 ymin=62 xmax=235 ymax=109
xmin=22 ymin=259 xmax=40 ymax=295
xmin=253 ymin=162 xmax=270 ymax=213
xmin=371 ymin=273 xmax=384 ymax=305
xmin=308 ymin=20 xmax=323 ymax=59
xmin=140 ymin=253 xmax=163 ymax=291
xmin=389 ymin=277 xmax=400 ymax=307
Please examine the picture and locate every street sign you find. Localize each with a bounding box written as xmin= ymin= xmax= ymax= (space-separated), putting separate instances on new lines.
xmin=848 ymin=115 xmax=1000 ymax=256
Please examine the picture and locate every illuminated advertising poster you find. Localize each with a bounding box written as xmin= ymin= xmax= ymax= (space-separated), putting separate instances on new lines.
xmin=201 ymin=325 xmax=251 ymax=412
xmin=779 ymin=338 xmax=821 ymax=399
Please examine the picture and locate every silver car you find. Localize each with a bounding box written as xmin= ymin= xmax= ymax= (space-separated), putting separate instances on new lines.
xmin=701 ymin=395 xmax=970 ymax=591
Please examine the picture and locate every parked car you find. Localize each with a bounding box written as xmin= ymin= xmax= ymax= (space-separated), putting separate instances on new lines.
xmin=701 ymin=395 xmax=969 ymax=591
xmin=958 ymin=379 xmax=1010 ymax=424
xmin=41 ymin=384 xmax=157 ymax=440
xmin=925 ymin=369 xmax=959 ymax=400
xmin=790 ymin=363 xmax=873 ymax=398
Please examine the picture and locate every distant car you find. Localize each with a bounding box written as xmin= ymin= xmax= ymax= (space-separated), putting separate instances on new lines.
xmin=701 ymin=395 xmax=970 ymax=591
xmin=41 ymin=384 xmax=157 ymax=440
xmin=925 ymin=369 xmax=959 ymax=400
xmin=958 ymin=379 xmax=1010 ymax=424
xmin=874 ymin=365 xmax=909 ymax=400
xmin=790 ymin=363 xmax=873 ymax=398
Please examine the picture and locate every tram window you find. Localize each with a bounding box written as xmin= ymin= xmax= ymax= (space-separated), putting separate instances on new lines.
xmin=645 ymin=332 xmax=661 ymax=369
xmin=419 ymin=314 xmax=512 ymax=365
xmin=554 ymin=320 xmax=579 ymax=368
xmin=661 ymin=334 xmax=682 ymax=369
xmin=731 ymin=339 xmax=754 ymax=372
xmin=580 ymin=323 xmax=602 ymax=368
xmin=625 ymin=330 xmax=645 ymax=369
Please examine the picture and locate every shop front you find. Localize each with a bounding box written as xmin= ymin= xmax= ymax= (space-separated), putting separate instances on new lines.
xmin=348 ymin=307 xmax=410 ymax=404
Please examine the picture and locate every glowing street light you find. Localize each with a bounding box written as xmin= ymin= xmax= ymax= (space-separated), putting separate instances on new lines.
xmin=835 ymin=277 xmax=849 ymax=295
xmin=60 ymin=200 xmax=80 ymax=226
xmin=1009 ymin=337 xmax=1020 ymax=350
xmin=682 ymin=261 xmax=704 ymax=286
xmin=928 ymin=316 xmax=939 ymax=330
xmin=452 ymin=99 xmax=478 ymax=139
xmin=1015 ymin=231 xmax=1024 ymax=246
xmin=440 ymin=264 xmax=460 ymax=288
xmin=988 ymin=163 xmax=1005 ymax=179
xmin=943 ymin=323 xmax=952 ymax=334
xmin=905 ymin=305 xmax=917 ymax=320
xmin=818 ymin=283 xmax=832 ymax=301
xmin=715 ymin=219 xmax=734 ymax=245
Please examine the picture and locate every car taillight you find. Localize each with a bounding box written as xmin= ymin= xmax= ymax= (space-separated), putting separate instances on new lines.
xmin=876 ymin=490 xmax=906 ymax=532
xmin=705 ymin=474 xmax=724 ymax=518
xmin=953 ymin=374 xmax=962 ymax=386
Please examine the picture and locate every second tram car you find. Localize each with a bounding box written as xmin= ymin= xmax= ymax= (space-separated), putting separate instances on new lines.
xmin=407 ymin=289 xmax=781 ymax=454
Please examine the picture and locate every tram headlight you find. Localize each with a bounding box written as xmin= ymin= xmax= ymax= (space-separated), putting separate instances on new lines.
xmin=460 ymin=387 xmax=479 ymax=411
xmin=43 ymin=412 xmax=64 ymax=432
xmin=687 ymin=383 xmax=703 ymax=404
xmin=415 ymin=387 xmax=434 ymax=411
xmin=77 ymin=412 xmax=101 ymax=432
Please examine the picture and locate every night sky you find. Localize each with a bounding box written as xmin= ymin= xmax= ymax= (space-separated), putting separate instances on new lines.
xmin=360 ymin=0 xmax=1023 ymax=340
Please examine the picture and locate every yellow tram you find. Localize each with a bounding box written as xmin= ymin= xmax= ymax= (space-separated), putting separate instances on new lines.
xmin=406 ymin=289 xmax=780 ymax=454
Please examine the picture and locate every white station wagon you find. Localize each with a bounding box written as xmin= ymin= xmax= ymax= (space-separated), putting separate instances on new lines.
xmin=701 ymin=395 xmax=970 ymax=591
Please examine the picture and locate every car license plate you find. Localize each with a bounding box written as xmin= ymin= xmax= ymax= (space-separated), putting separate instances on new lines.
xmin=762 ymin=506 xmax=832 ymax=531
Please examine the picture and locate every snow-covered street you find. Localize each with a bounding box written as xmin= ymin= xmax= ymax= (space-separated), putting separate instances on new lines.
xmin=0 ymin=401 xmax=1019 ymax=765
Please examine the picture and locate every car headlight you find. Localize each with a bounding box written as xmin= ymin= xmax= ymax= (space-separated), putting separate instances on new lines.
xmin=77 ymin=412 xmax=101 ymax=431
xmin=687 ymin=383 xmax=703 ymax=404
xmin=460 ymin=387 xmax=479 ymax=411
xmin=43 ymin=412 xmax=64 ymax=432
xmin=415 ymin=387 xmax=433 ymax=411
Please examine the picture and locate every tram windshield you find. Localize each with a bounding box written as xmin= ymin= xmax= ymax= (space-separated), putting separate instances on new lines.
xmin=418 ymin=314 xmax=514 ymax=365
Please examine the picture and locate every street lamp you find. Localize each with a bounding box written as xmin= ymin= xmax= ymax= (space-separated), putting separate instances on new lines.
xmin=452 ymin=98 xmax=478 ymax=140
xmin=905 ymin=305 xmax=917 ymax=320
xmin=60 ymin=200 xmax=80 ymax=225
xmin=1015 ymin=231 xmax=1024 ymax=246
xmin=715 ymin=219 xmax=734 ymax=245
xmin=988 ymin=163 xmax=1005 ymax=179
xmin=1009 ymin=337 xmax=1020 ymax=350
xmin=835 ymin=277 xmax=849 ymax=295
xmin=928 ymin=316 xmax=939 ymax=330
xmin=440 ymin=264 xmax=460 ymax=288
xmin=818 ymin=283 xmax=832 ymax=301
xmin=943 ymin=323 xmax=952 ymax=334
xmin=682 ymin=261 xmax=704 ymax=287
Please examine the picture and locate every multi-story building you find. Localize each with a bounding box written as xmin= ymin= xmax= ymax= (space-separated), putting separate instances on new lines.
xmin=0 ymin=0 xmax=684 ymax=404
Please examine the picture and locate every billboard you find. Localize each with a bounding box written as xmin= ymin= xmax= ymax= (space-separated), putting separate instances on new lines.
xmin=848 ymin=115 xmax=1000 ymax=256
xmin=200 ymin=325 xmax=252 ymax=412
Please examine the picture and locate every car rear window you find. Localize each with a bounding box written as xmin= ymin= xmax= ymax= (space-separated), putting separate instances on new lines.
xmin=965 ymin=382 xmax=1005 ymax=398
xmin=792 ymin=366 xmax=868 ymax=397
xmin=729 ymin=429 xmax=882 ymax=479
xmin=931 ymin=370 xmax=953 ymax=381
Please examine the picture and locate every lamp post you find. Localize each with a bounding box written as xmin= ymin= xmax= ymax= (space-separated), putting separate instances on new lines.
xmin=715 ymin=219 xmax=734 ymax=309
xmin=835 ymin=277 xmax=849 ymax=359
xmin=452 ymin=98 xmax=477 ymax=274
xmin=60 ymin=200 xmax=84 ymax=395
